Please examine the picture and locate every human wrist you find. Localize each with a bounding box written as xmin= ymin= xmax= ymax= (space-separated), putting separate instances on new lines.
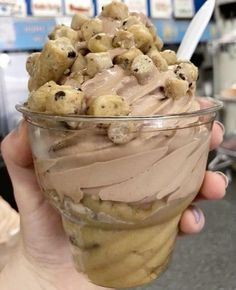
xmin=0 ymin=243 xmax=56 ymax=290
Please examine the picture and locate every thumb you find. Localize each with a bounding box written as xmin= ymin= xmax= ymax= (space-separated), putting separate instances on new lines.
xmin=1 ymin=120 xmax=44 ymax=215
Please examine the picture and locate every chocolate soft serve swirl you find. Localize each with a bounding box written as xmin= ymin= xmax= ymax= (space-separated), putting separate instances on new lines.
xmin=33 ymin=64 xmax=208 ymax=207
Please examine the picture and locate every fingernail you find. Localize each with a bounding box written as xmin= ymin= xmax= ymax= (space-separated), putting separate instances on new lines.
xmin=215 ymin=121 xmax=225 ymax=136
xmin=216 ymin=171 xmax=229 ymax=189
xmin=190 ymin=205 xmax=201 ymax=224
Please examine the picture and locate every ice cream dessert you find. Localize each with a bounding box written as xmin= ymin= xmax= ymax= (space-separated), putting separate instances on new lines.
xmin=18 ymin=1 xmax=221 ymax=288
xmin=0 ymin=197 xmax=20 ymax=271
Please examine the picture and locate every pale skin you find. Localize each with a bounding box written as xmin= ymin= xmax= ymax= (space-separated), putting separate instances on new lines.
xmin=0 ymin=120 xmax=227 ymax=290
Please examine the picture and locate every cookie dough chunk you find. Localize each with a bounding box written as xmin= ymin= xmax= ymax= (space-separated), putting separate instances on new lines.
xmin=160 ymin=50 xmax=177 ymax=65
xmin=101 ymin=1 xmax=129 ymax=20
xmin=88 ymin=33 xmax=113 ymax=52
xmin=154 ymin=36 xmax=164 ymax=51
xmin=131 ymin=55 xmax=156 ymax=84
xmin=147 ymin=48 xmax=168 ymax=71
xmin=63 ymin=72 xmax=85 ymax=88
xmin=71 ymin=13 xmax=90 ymax=30
xmin=26 ymin=52 xmax=41 ymax=76
xmin=87 ymin=95 xmax=130 ymax=116
xmin=81 ymin=19 xmax=103 ymax=41
xmin=122 ymin=16 xmax=141 ymax=30
xmin=174 ymin=62 xmax=198 ymax=83
xmin=127 ymin=24 xmax=153 ymax=53
xmin=48 ymin=25 xmax=79 ymax=44
xmin=45 ymin=82 xmax=84 ymax=115
xmin=114 ymin=48 xmax=142 ymax=70
xmin=108 ymin=122 xmax=137 ymax=144
xmin=28 ymin=37 xmax=77 ymax=91
xmin=86 ymin=52 xmax=113 ymax=77
xmin=27 ymin=81 xmax=54 ymax=112
xmin=164 ymin=78 xmax=189 ymax=100
xmin=112 ymin=30 xmax=135 ymax=49
xmin=71 ymin=53 xmax=87 ymax=73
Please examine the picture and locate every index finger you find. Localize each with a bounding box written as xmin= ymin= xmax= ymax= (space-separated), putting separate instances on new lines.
xmin=210 ymin=121 xmax=225 ymax=151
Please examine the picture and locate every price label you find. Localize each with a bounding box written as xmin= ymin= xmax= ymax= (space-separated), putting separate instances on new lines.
xmin=173 ymin=0 xmax=195 ymax=18
xmin=150 ymin=0 xmax=172 ymax=19
xmin=123 ymin=0 xmax=148 ymax=15
xmin=31 ymin=0 xmax=62 ymax=16
xmin=64 ymin=0 xmax=94 ymax=16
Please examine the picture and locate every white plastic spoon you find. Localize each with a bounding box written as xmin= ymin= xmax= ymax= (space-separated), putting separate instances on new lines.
xmin=177 ymin=0 xmax=216 ymax=60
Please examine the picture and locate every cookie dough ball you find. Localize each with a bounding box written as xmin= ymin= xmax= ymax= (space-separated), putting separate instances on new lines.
xmin=87 ymin=95 xmax=130 ymax=116
xmin=86 ymin=52 xmax=113 ymax=77
xmin=131 ymin=55 xmax=156 ymax=84
xmin=71 ymin=53 xmax=87 ymax=73
xmin=112 ymin=30 xmax=135 ymax=49
xmin=114 ymin=48 xmax=142 ymax=70
xmin=71 ymin=13 xmax=90 ymax=30
xmin=147 ymin=49 xmax=168 ymax=71
xmin=26 ymin=52 xmax=40 ymax=76
xmin=164 ymin=78 xmax=189 ymax=100
xmin=46 ymin=82 xmax=84 ymax=115
xmin=48 ymin=25 xmax=79 ymax=44
xmin=101 ymin=1 xmax=129 ymax=20
xmin=122 ymin=16 xmax=141 ymax=30
xmin=147 ymin=23 xmax=157 ymax=39
xmin=88 ymin=33 xmax=113 ymax=53
xmin=127 ymin=24 xmax=153 ymax=53
xmin=81 ymin=18 xmax=103 ymax=41
xmin=108 ymin=122 xmax=137 ymax=144
xmin=174 ymin=62 xmax=199 ymax=83
xmin=160 ymin=50 xmax=177 ymax=65
xmin=154 ymin=36 xmax=164 ymax=51
xmin=27 ymin=81 xmax=54 ymax=112
xmin=28 ymin=37 xmax=77 ymax=91
xmin=63 ymin=72 xmax=84 ymax=88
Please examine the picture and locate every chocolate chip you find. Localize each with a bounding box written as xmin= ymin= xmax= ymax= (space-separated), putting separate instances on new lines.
xmin=159 ymin=86 xmax=165 ymax=92
xmin=55 ymin=91 xmax=66 ymax=101
xmin=123 ymin=20 xmax=127 ymax=25
xmin=69 ymin=236 xmax=78 ymax=246
xmin=77 ymin=88 xmax=82 ymax=91
xmin=133 ymin=68 xmax=139 ymax=72
xmin=102 ymin=6 xmax=104 ymax=10
xmin=101 ymin=105 xmax=105 ymax=109
xmin=179 ymin=73 xmax=186 ymax=80
xmin=68 ymin=51 xmax=76 ymax=58
xmin=95 ymin=35 xmax=102 ymax=40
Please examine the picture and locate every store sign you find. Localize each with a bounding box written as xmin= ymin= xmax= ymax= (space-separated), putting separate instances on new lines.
xmin=173 ymin=0 xmax=195 ymax=18
xmin=31 ymin=0 xmax=62 ymax=16
xmin=123 ymin=0 xmax=148 ymax=15
xmin=96 ymin=0 xmax=122 ymax=14
xmin=150 ymin=0 xmax=172 ymax=19
xmin=64 ymin=0 xmax=94 ymax=16
xmin=0 ymin=0 xmax=26 ymax=16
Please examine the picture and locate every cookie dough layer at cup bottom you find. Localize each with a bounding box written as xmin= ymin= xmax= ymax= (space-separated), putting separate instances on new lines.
xmin=53 ymin=194 xmax=196 ymax=289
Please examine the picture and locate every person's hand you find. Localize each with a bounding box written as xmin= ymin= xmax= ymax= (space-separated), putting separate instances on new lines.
xmin=1 ymin=120 xmax=110 ymax=290
xmin=180 ymin=121 xmax=228 ymax=234
xmin=0 ymin=120 xmax=227 ymax=290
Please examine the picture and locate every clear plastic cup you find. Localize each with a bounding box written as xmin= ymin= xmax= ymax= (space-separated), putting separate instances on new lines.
xmin=17 ymin=97 xmax=222 ymax=288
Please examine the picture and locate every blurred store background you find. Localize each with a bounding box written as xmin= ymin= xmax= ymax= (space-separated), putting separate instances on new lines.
xmin=0 ymin=0 xmax=236 ymax=288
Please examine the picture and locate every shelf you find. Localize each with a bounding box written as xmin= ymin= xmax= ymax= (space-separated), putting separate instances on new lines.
xmin=217 ymin=0 xmax=236 ymax=5
xmin=0 ymin=17 xmax=217 ymax=51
